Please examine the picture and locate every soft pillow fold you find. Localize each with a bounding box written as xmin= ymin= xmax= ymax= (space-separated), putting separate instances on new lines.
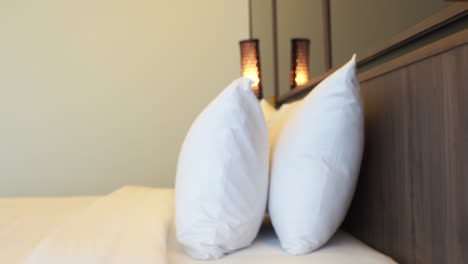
xmin=268 ymin=55 xmax=364 ymax=255
xmin=175 ymin=77 xmax=269 ymax=260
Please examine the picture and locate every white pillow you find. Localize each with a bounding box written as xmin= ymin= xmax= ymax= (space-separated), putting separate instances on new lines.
xmin=268 ymin=55 xmax=364 ymax=255
xmin=175 ymin=77 xmax=269 ymax=260
xmin=259 ymin=99 xmax=277 ymax=122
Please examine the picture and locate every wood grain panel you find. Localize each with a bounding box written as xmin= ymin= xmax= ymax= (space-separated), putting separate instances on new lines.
xmin=345 ymin=69 xmax=414 ymax=263
xmin=343 ymin=44 xmax=468 ymax=264
xmin=407 ymin=53 xmax=448 ymax=264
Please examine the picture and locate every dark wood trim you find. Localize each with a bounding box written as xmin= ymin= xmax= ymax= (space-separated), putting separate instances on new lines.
xmin=358 ymin=29 xmax=468 ymax=82
xmin=276 ymin=68 xmax=334 ymax=104
xmin=322 ymin=0 xmax=332 ymax=70
xmin=357 ymin=3 xmax=468 ymax=65
xmin=272 ymin=0 xmax=280 ymax=99
xmin=276 ymin=5 xmax=468 ymax=105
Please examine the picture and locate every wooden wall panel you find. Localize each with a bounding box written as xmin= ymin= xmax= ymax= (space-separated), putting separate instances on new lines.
xmin=344 ymin=44 xmax=468 ymax=264
xmin=345 ymin=69 xmax=414 ymax=263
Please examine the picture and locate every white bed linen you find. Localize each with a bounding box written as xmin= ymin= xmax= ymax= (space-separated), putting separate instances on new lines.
xmin=0 ymin=196 xmax=98 ymax=264
xmin=0 ymin=187 xmax=396 ymax=264
xmin=168 ymin=220 xmax=395 ymax=264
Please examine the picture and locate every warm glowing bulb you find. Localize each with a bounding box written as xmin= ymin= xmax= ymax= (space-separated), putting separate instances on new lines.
xmin=242 ymin=68 xmax=260 ymax=89
xmin=294 ymin=66 xmax=309 ymax=86
xmin=290 ymin=38 xmax=310 ymax=89
xmin=240 ymin=39 xmax=262 ymax=99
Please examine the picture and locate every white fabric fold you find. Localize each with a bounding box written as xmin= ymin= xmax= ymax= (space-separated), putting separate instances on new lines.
xmin=25 ymin=186 xmax=174 ymax=264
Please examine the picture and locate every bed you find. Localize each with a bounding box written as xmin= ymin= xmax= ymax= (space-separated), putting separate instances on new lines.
xmin=0 ymin=187 xmax=394 ymax=264
xmin=1 ymin=4 xmax=467 ymax=264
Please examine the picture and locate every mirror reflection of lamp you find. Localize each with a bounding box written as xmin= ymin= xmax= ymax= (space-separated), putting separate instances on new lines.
xmin=290 ymin=38 xmax=310 ymax=89
xmin=239 ymin=39 xmax=262 ymax=99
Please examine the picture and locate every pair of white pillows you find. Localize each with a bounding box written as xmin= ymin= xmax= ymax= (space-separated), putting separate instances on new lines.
xmin=175 ymin=55 xmax=364 ymax=260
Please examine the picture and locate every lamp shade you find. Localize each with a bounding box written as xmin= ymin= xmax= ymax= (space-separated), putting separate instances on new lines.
xmin=290 ymin=38 xmax=310 ymax=89
xmin=240 ymin=39 xmax=262 ymax=99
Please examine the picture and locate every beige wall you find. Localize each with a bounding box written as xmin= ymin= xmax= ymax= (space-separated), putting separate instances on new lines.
xmin=277 ymin=0 xmax=324 ymax=96
xmin=0 ymin=0 xmax=249 ymax=196
xmin=331 ymin=0 xmax=452 ymax=67
xmin=251 ymin=0 xmax=274 ymax=100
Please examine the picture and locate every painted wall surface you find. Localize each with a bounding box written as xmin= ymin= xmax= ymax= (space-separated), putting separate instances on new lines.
xmin=330 ymin=0 xmax=452 ymax=67
xmin=0 ymin=0 xmax=249 ymax=196
xmin=251 ymin=0 xmax=274 ymax=100
xmin=277 ymin=0 xmax=324 ymax=96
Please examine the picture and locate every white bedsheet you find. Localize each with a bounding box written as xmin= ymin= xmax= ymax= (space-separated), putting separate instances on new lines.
xmin=0 ymin=187 xmax=396 ymax=264
xmin=0 ymin=196 xmax=98 ymax=264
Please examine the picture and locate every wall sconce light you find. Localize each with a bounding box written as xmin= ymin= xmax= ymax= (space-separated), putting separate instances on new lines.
xmin=290 ymin=38 xmax=310 ymax=89
xmin=240 ymin=39 xmax=262 ymax=99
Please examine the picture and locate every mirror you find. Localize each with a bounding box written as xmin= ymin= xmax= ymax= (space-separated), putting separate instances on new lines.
xmin=251 ymin=0 xmax=452 ymax=100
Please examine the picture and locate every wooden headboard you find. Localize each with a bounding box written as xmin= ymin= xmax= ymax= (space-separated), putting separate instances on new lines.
xmin=277 ymin=5 xmax=468 ymax=264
